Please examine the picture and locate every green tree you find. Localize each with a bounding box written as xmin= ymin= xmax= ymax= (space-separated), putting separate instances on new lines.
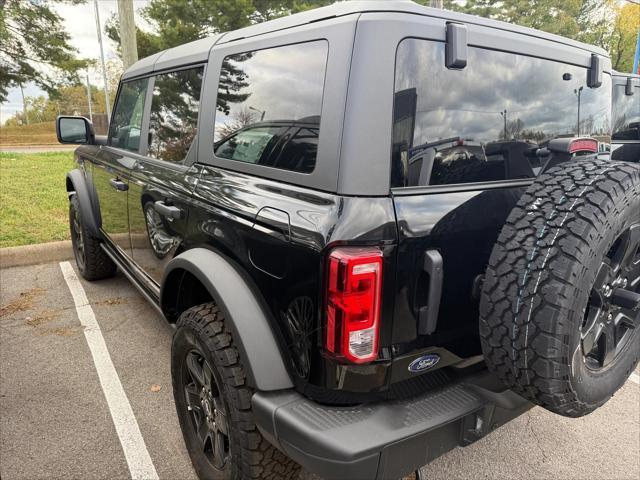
xmin=0 ymin=0 xmax=89 ymax=102
xmin=607 ymin=2 xmax=640 ymax=72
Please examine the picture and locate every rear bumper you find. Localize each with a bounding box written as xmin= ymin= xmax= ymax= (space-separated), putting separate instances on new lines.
xmin=252 ymin=370 xmax=531 ymax=480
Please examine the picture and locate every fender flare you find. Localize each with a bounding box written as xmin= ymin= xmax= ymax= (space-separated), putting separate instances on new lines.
xmin=66 ymin=169 xmax=101 ymax=237
xmin=161 ymin=248 xmax=294 ymax=391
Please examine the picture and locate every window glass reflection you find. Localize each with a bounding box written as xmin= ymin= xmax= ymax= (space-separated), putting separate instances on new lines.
xmin=148 ymin=67 xmax=203 ymax=163
xmin=214 ymin=41 xmax=328 ymax=173
xmin=109 ymin=78 xmax=149 ymax=152
xmin=612 ymin=84 xmax=640 ymax=141
xmin=392 ymin=40 xmax=612 ymax=188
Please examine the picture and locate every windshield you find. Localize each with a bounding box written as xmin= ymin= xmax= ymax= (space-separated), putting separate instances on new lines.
xmin=391 ymin=40 xmax=612 ymax=188
xmin=612 ymin=80 xmax=640 ymax=141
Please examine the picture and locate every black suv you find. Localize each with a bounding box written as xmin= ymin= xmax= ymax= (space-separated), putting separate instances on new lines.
xmin=611 ymin=71 xmax=640 ymax=162
xmin=57 ymin=2 xmax=640 ymax=479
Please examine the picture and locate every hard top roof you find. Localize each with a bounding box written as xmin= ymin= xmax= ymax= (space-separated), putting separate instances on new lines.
xmin=612 ymin=71 xmax=640 ymax=80
xmin=122 ymin=0 xmax=610 ymax=80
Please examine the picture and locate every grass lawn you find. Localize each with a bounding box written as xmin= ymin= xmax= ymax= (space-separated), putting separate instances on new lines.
xmin=0 ymin=122 xmax=58 ymax=145
xmin=0 ymin=151 xmax=75 ymax=248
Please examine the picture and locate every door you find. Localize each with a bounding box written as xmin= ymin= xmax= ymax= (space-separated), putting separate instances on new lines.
xmin=388 ymin=38 xmax=612 ymax=358
xmin=128 ymin=66 xmax=204 ymax=284
xmin=94 ymin=77 xmax=151 ymax=256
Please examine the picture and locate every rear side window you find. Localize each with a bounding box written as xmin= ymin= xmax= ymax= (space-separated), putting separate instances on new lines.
xmin=391 ymin=39 xmax=612 ymax=188
xmin=612 ymin=83 xmax=640 ymax=141
xmin=214 ymin=41 xmax=328 ymax=173
xmin=148 ymin=67 xmax=204 ymax=163
xmin=109 ymin=78 xmax=149 ymax=152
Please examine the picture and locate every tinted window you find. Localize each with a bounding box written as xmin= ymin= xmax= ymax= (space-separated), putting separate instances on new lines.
xmin=148 ymin=67 xmax=204 ymax=163
xmin=214 ymin=41 xmax=328 ymax=173
xmin=109 ymin=78 xmax=149 ymax=152
xmin=270 ymin=127 xmax=318 ymax=173
xmin=612 ymin=83 xmax=640 ymax=141
xmin=391 ymin=40 xmax=612 ymax=188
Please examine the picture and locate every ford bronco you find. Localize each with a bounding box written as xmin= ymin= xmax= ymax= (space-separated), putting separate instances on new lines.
xmin=56 ymin=1 xmax=640 ymax=479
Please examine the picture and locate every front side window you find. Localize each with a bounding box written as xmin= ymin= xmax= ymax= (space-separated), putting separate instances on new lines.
xmin=391 ymin=40 xmax=612 ymax=188
xmin=612 ymin=82 xmax=640 ymax=141
xmin=148 ymin=67 xmax=204 ymax=163
xmin=109 ymin=78 xmax=149 ymax=152
xmin=214 ymin=41 xmax=328 ymax=173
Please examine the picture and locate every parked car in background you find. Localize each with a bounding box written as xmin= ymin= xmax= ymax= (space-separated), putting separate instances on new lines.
xmin=56 ymin=1 xmax=640 ymax=479
xmin=611 ymin=71 xmax=640 ymax=162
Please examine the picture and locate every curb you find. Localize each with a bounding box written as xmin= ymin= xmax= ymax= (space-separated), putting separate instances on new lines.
xmin=0 ymin=240 xmax=74 ymax=269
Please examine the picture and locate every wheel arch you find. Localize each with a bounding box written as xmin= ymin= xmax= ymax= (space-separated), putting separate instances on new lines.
xmin=66 ymin=169 xmax=101 ymax=237
xmin=161 ymin=248 xmax=294 ymax=391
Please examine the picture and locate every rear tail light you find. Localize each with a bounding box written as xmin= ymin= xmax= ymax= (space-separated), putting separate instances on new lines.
xmin=324 ymin=247 xmax=383 ymax=364
xmin=569 ymin=138 xmax=598 ymax=154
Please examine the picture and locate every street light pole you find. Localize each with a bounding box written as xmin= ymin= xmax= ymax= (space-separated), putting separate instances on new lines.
xmin=86 ymin=72 xmax=93 ymax=123
xmin=94 ymin=0 xmax=111 ymax=120
xmin=19 ymin=82 xmax=29 ymax=125
xmin=574 ymin=86 xmax=583 ymax=136
xmin=500 ymin=109 xmax=507 ymax=140
xmin=249 ymin=106 xmax=266 ymax=121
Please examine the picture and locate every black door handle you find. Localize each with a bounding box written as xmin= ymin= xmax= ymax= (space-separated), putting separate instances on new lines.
xmin=154 ymin=200 xmax=183 ymax=220
xmin=109 ymin=178 xmax=128 ymax=191
xmin=418 ymin=250 xmax=443 ymax=335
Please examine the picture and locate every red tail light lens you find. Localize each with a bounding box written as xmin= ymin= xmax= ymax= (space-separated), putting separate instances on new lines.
xmin=569 ymin=138 xmax=598 ymax=154
xmin=324 ymin=247 xmax=383 ymax=364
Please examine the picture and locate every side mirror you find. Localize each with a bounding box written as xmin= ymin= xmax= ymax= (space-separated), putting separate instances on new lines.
xmin=56 ymin=116 xmax=95 ymax=145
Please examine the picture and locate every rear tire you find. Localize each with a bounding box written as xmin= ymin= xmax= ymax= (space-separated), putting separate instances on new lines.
xmin=480 ymin=160 xmax=640 ymax=417
xmin=172 ymin=303 xmax=301 ymax=480
xmin=69 ymin=194 xmax=116 ymax=281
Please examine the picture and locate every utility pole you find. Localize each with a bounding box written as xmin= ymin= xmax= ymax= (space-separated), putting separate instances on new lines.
xmin=430 ymin=0 xmax=444 ymax=8
xmin=117 ymin=0 xmax=138 ymax=69
xmin=86 ymin=72 xmax=93 ymax=123
xmin=93 ymin=0 xmax=111 ymax=120
xmin=500 ymin=109 xmax=507 ymax=140
xmin=19 ymin=83 xmax=28 ymax=125
xmin=574 ymin=86 xmax=583 ymax=136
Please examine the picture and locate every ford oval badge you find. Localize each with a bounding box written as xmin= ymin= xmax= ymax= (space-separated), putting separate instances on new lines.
xmin=408 ymin=354 xmax=440 ymax=373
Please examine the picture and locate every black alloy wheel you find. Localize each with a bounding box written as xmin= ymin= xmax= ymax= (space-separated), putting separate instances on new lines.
xmin=71 ymin=203 xmax=86 ymax=270
xmin=582 ymin=224 xmax=640 ymax=370
xmin=181 ymin=349 xmax=231 ymax=471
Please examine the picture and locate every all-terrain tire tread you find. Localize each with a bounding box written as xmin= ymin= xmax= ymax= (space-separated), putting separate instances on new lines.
xmin=69 ymin=194 xmax=116 ymax=281
xmin=479 ymin=159 xmax=640 ymax=417
xmin=177 ymin=303 xmax=300 ymax=479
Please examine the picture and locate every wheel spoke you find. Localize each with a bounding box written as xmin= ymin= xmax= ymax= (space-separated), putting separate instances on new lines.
xmin=627 ymin=261 xmax=640 ymax=289
xmin=610 ymin=225 xmax=640 ymax=275
xmin=186 ymin=352 xmax=206 ymax=387
xmin=202 ymin=361 xmax=214 ymax=392
xmin=197 ymin=417 xmax=211 ymax=447
xmin=213 ymin=403 xmax=228 ymax=435
xmin=598 ymin=322 xmax=617 ymax=368
xmin=616 ymin=308 xmax=640 ymax=330
xmin=212 ymin=429 xmax=227 ymax=469
xmin=184 ymin=384 xmax=201 ymax=413
xmin=582 ymin=313 xmax=603 ymax=355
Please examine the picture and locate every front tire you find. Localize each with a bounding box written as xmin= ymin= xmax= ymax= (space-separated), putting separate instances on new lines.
xmin=172 ymin=303 xmax=300 ymax=480
xmin=69 ymin=194 xmax=116 ymax=281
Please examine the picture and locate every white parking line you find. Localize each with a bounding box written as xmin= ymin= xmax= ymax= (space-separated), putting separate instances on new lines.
xmin=60 ymin=262 xmax=159 ymax=480
xmin=630 ymin=373 xmax=640 ymax=385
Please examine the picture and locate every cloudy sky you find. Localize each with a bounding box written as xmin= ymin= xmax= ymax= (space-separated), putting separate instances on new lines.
xmin=0 ymin=0 xmax=150 ymax=123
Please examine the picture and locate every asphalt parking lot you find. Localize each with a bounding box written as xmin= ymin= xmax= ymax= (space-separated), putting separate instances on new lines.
xmin=1 ymin=261 xmax=639 ymax=480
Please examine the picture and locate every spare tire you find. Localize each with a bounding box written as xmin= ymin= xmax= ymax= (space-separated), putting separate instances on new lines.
xmin=480 ymin=159 xmax=640 ymax=417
